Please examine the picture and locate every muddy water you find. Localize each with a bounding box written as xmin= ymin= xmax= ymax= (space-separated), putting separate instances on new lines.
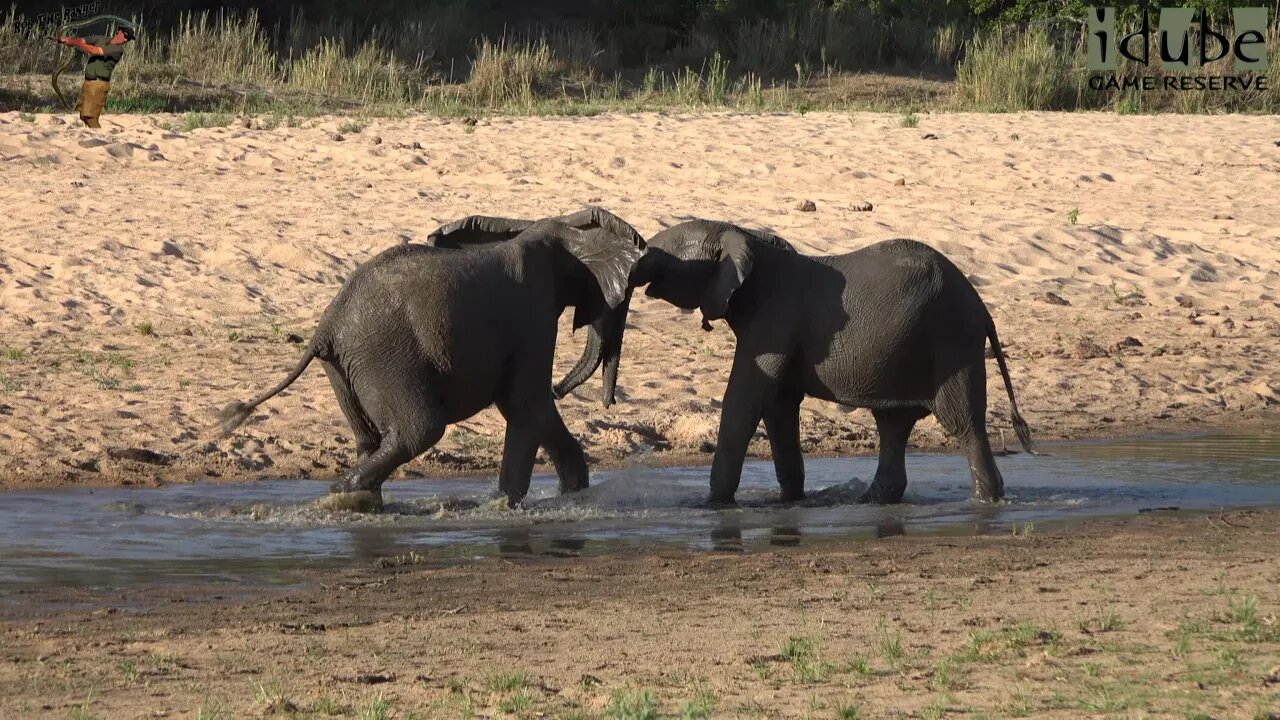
xmin=0 ymin=430 xmax=1276 ymax=593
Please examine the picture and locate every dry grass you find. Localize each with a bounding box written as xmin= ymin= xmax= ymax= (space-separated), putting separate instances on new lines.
xmin=2 ymin=6 xmax=1276 ymax=116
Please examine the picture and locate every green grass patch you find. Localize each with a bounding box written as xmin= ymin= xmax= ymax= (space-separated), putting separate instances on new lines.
xmin=486 ymin=671 xmax=529 ymax=692
xmin=606 ymin=689 xmax=659 ymax=720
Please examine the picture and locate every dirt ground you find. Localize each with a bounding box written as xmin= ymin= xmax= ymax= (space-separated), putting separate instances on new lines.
xmin=1 ymin=111 xmax=1278 ymax=489
xmin=2 ymin=508 xmax=1278 ymax=719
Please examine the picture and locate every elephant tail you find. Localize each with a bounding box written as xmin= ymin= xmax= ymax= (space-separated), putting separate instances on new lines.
xmin=218 ymin=345 xmax=319 ymax=436
xmin=988 ymin=324 xmax=1039 ymax=456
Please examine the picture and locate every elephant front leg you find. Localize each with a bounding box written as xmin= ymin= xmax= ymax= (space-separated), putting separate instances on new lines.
xmin=762 ymin=386 xmax=805 ymax=502
xmin=709 ymin=354 xmax=778 ymax=505
xmin=540 ymin=405 xmax=589 ymax=494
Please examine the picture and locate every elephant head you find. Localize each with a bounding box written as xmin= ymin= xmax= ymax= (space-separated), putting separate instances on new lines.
xmin=427 ymin=207 xmax=646 ymax=408
xmin=632 ymin=220 xmax=795 ymax=325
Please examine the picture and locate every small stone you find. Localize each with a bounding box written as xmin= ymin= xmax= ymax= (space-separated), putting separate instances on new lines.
xmin=852 ymin=201 xmax=873 ymax=212
xmin=462 ymin=117 xmax=478 ymax=127
xmin=241 ymin=117 xmax=251 ymax=128
xmin=161 ymin=240 xmax=185 ymax=259
xmin=921 ymin=132 xmax=938 ymax=140
xmin=286 ymin=333 xmax=306 ymax=344
xmin=371 ymin=135 xmax=382 ymax=145
xmin=1073 ymin=338 xmax=1109 ymax=359
xmin=412 ymin=141 xmax=422 ymax=149
xmin=1040 ymin=291 xmax=1071 ymax=306
xmin=1110 ymin=336 xmax=1143 ymax=354
xmin=894 ymin=177 xmax=906 ymax=186
xmin=1177 ymin=296 xmax=1196 ymax=308
xmin=795 ymin=199 xmax=817 ymax=212
xmin=1212 ymin=212 xmax=1233 ymax=220
xmin=329 ymin=132 xmax=345 ymax=142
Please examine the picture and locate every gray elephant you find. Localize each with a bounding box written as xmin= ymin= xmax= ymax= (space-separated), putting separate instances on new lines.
xmin=614 ymin=219 xmax=1035 ymax=505
xmin=219 ymin=208 xmax=645 ymax=506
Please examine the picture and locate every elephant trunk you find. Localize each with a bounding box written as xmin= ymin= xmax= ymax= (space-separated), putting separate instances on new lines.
xmin=554 ymin=289 xmax=632 ymax=407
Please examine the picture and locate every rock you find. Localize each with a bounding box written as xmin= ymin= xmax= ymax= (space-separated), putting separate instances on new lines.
xmin=371 ymin=135 xmax=382 ymax=145
xmin=1110 ymin=336 xmax=1143 ymax=354
xmin=852 ymin=201 xmax=873 ymax=212
xmin=795 ymin=199 xmax=817 ymax=212
xmin=1040 ymin=291 xmax=1071 ymax=306
xmin=412 ymin=141 xmax=422 ymax=149
xmin=106 ymin=447 xmax=173 ymax=466
xmin=1177 ymin=295 xmax=1196 ymax=308
xmin=329 ymin=132 xmax=345 ymax=142
xmin=1212 ymin=212 xmax=1233 ymax=220
xmin=893 ymin=177 xmax=906 ymax=186
xmin=286 ymin=333 xmax=306 ymax=344
xmin=1073 ymin=338 xmax=1109 ymax=359
xmin=241 ymin=117 xmax=252 ymax=128
xmin=921 ymin=132 xmax=938 ymax=140
xmin=161 ymin=240 xmax=185 ymax=259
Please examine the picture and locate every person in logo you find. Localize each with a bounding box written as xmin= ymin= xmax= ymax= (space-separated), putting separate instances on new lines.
xmin=52 ymin=26 xmax=134 ymax=128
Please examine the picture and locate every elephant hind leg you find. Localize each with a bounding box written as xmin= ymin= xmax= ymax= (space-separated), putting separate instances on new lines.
xmin=323 ymin=362 xmax=380 ymax=459
xmin=331 ymin=381 xmax=446 ymax=497
xmin=932 ymin=363 xmax=1004 ymax=502
xmin=859 ymin=406 xmax=929 ymax=504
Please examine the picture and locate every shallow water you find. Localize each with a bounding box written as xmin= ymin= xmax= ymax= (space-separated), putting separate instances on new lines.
xmin=0 ymin=429 xmax=1276 ymax=593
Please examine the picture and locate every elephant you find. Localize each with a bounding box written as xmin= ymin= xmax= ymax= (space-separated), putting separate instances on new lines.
xmin=616 ymin=219 xmax=1035 ymax=505
xmin=219 ymin=208 xmax=645 ymax=507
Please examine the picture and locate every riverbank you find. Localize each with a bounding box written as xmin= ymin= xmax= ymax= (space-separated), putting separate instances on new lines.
xmin=2 ymin=507 xmax=1278 ymax=718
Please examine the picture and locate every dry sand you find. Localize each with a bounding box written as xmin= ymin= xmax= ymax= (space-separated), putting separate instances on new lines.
xmin=0 ymin=110 xmax=1277 ymax=488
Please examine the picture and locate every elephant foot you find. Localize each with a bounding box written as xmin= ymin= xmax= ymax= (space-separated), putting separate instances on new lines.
xmin=557 ymin=477 xmax=590 ymax=495
xmin=779 ymin=487 xmax=806 ymax=503
xmin=857 ymin=481 xmax=905 ymax=505
xmin=316 ymin=489 xmax=384 ymax=513
xmin=706 ymin=493 xmax=738 ymax=509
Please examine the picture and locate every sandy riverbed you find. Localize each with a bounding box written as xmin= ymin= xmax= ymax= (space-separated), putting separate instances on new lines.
xmin=0 ymin=110 xmax=1277 ymax=488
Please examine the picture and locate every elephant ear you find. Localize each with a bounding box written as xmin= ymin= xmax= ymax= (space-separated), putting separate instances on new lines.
xmin=566 ymin=227 xmax=644 ymax=329
xmin=700 ymin=229 xmax=754 ymax=322
xmin=426 ymin=215 xmax=534 ymax=248
xmin=556 ymin=206 xmax=647 ymax=250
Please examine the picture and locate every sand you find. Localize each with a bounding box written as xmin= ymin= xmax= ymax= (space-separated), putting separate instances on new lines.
xmin=0 ymin=110 xmax=1277 ymax=488
xmin=3 ymin=508 xmax=1279 ymax=718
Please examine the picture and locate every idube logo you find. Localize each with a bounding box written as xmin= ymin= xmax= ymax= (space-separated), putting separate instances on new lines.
xmin=1086 ymin=7 xmax=1269 ymax=91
